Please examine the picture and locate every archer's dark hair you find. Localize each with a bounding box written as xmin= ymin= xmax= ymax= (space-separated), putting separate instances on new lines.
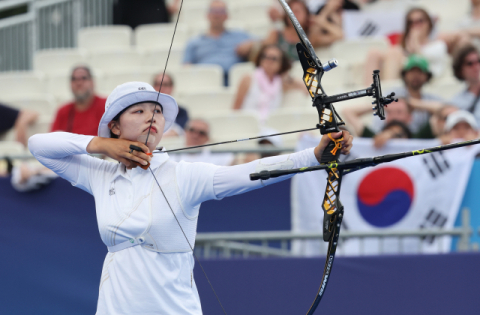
xmin=254 ymin=44 xmax=292 ymax=75
xmin=109 ymin=102 xmax=163 ymax=138
xmin=382 ymin=120 xmax=413 ymax=139
xmin=401 ymin=8 xmax=434 ymax=50
xmin=452 ymin=44 xmax=479 ymax=81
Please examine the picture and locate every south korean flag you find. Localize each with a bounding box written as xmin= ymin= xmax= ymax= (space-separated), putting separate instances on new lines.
xmin=292 ymin=136 xmax=477 ymax=256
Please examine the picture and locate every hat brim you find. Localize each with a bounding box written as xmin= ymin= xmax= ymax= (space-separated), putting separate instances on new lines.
xmin=98 ymin=91 xmax=178 ymax=138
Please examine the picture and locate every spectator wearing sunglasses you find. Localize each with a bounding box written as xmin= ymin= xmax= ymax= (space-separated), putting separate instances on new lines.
xmin=169 ymin=119 xmax=234 ymax=166
xmin=51 ymin=66 xmax=106 ymax=136
xmin=152 ymin=72 xmax=189 ymax=130
xmin=233 ymin=44 xmax=305 ymax=123
xmin=451 ymin=44 xmax=480 ymax=126
xmin=364 ymin=7 xmax=448 ymax=83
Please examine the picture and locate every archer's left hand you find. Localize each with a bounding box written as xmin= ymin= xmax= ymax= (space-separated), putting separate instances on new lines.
xmin=314 ymin=130 xmax=353 ymax=163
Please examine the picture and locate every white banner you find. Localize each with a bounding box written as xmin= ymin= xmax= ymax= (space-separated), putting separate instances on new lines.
xmin=292 ymin=136 xmax=477 ymax=256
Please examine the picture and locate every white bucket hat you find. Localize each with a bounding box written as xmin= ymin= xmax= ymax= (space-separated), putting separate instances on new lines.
xmin=444 ymin=110 xmax=478 ymax=133
xmin=97 ymin=81 xmax=178 ymax=138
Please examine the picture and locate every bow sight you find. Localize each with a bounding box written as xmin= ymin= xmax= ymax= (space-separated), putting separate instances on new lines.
xmin=296 ymin=43 xmax=397 ymax=136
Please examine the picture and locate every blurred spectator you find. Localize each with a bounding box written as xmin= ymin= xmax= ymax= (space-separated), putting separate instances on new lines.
xmin=152 ymin=72 xmax=189 ymax=129
xmin=264 ymin=0 xmax=313 ymax=60
xmin=440 ymin=0 xmax=480 ymax=52
xmin=373 ymin=120 xmax=412 ymax=149
xmin=385 ymin=54 xmax=443 ymax=135
xmin=241 ymin=127 xmax=284 ymax=163
xmin=309 ymin=0 xmax=360 ymax=48
xmin=233 ymin=45 xmax=304 ymax=122
xmin=11 ymin=163 xmax=58 ymax=192
xmin=343 ymin=98 xmax=432 ymax=139
xmin=169 ymin=119 xmax=234 ymax=165
xmin=51 ymin=66 xmax=106 ymax=136
xmin=15 ymin=66 xmax=104 ymax=192
xmin=183 ymin=0 xmax=253 ymax=85
xmin=364 ymin=7 xmax=448 ymax=82
xmin=416 ymin=104 xmax=458 ymax=140
xmin=442 ymin=110 xmax=479 ymax=144
xmin=113 ymin=0 xmax=181 ymax=28
xmin=0 ymin=103 xmax=38 ymax=147
xmin=451 ymin=44 xmax=480 ymax=126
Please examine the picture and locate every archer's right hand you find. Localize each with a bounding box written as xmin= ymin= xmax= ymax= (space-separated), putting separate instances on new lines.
xmin=87 ymin=137 xmax=152 ymax=169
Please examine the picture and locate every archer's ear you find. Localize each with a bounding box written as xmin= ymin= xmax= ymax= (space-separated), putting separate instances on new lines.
xmin=108 ymin=121 xmax=120 ymax=136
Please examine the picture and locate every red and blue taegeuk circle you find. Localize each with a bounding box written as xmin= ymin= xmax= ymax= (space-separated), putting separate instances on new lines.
xmin=356 ymin=167 xmax=414 ymax=227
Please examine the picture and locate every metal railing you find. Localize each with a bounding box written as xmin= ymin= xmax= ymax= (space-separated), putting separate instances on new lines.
xmin=195 ymin=209 xmax=475 ymax=259
xmin=0 ymin=0 xmax=114 ymax=72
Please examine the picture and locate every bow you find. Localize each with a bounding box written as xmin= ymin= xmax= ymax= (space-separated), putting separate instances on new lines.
xmin=271 ymin=1 xmax=395 ymax=313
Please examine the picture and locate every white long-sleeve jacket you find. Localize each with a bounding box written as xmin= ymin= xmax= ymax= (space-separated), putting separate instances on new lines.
xmin=29 ymin=132 xmax=320 ymax=315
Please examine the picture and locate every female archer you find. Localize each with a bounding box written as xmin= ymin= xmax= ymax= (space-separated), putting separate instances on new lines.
xmin=29 ymin=81 xmax=353 ymax=314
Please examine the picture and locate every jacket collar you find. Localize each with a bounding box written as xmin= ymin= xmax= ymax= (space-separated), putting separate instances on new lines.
xmin=110 ymin=149 xmax=170 ymax=182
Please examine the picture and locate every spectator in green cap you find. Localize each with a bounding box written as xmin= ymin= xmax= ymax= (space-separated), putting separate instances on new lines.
xmin=343 ymin=54 xmax=446 ymax=141
xmin=368 ymin=54 xmax=443 ymax=138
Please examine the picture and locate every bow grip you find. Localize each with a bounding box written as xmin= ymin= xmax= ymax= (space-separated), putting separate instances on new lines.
xmin=320 ymin=134 xmax=343 ymax=164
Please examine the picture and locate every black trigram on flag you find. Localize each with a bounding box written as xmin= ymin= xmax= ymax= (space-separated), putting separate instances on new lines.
xmin=359 ymin=20 xmax=378 ymax=36
xmin=422 ymin=151 xmax=450 ymax=179
xmin=419 ymin=209 xmax=447 ymax=244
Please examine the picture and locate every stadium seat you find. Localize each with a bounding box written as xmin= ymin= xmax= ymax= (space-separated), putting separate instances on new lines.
xmin=315 ymin=47 xmax=334 ymax=63
xmin=229 ymin=4 xmax=270 ymax=23
xmin=33 ymin=49 xmax=88 ymax=75
xmin=0 ymin=141 xmax=26 ymax=156
xmin=100 ymin=71 xmax=157 ymax=95
xmin=330 ymin=37 xmax=390 ymax=65
xmin=78 ymin=26 xmax=133 ymax=52
xmin=45 ymin=74 xmax=73 ymax=103
xmin=417 ymin=0 xmax=469 ymax=22
xmin=281 ymin=90 xmax=311 ymax=109
xmin=170 ymin=65 xmax=224 ymax=92
xmin=265 ymin=109 xmax=318 ymax=147
xmin=291 ymin=60 xmax=351 ymax=92
xmin=46 ymin=71 xmax=104 ymax=105
xmin=244 ymin=22 xmax=274 ymax=39
xmin=206 ymin=112 xmax=260 ymax=141
xmin=135 ymin=23 xmax=190 ymax=50
xmin=87 ymin=49 xmax=143 ymax=73
xmin=4 ymin=95 xmax=58 ymax=118
xmin=176 ymin=90 xmax=235 ymax=118
xmin=0 ymin=129 xmax=15 ymax=142
xmin=0 ymin=72 xmax=45 ymax=98
xmin=424 ymin=82 xmax=465 ymax=100
xmin=159 ymin=136 xmax=186 ymax=151
xmin=27 ymin=115 xmax=52 ymax=139
xmin=229 ymin=62 xmax=255 ymax=90
xmin=188 ymin=20 xmax=247 ymax=37
xmin=175 ymin=3 xmax=210 ymax=28
xmin=141 ymin=47 xmax=184 ymax=69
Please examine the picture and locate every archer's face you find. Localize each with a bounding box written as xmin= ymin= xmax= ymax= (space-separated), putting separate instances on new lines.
xmin=109 ymin=102 xmax=165 ymax=152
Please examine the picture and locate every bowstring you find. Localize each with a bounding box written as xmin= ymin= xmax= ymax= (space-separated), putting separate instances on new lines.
xmin=143 ymin=1 xmax=228 ymax=314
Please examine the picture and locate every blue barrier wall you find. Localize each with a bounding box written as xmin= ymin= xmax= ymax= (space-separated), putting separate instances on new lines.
xmin=0 ymin=164 xmax=479 ymax=314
